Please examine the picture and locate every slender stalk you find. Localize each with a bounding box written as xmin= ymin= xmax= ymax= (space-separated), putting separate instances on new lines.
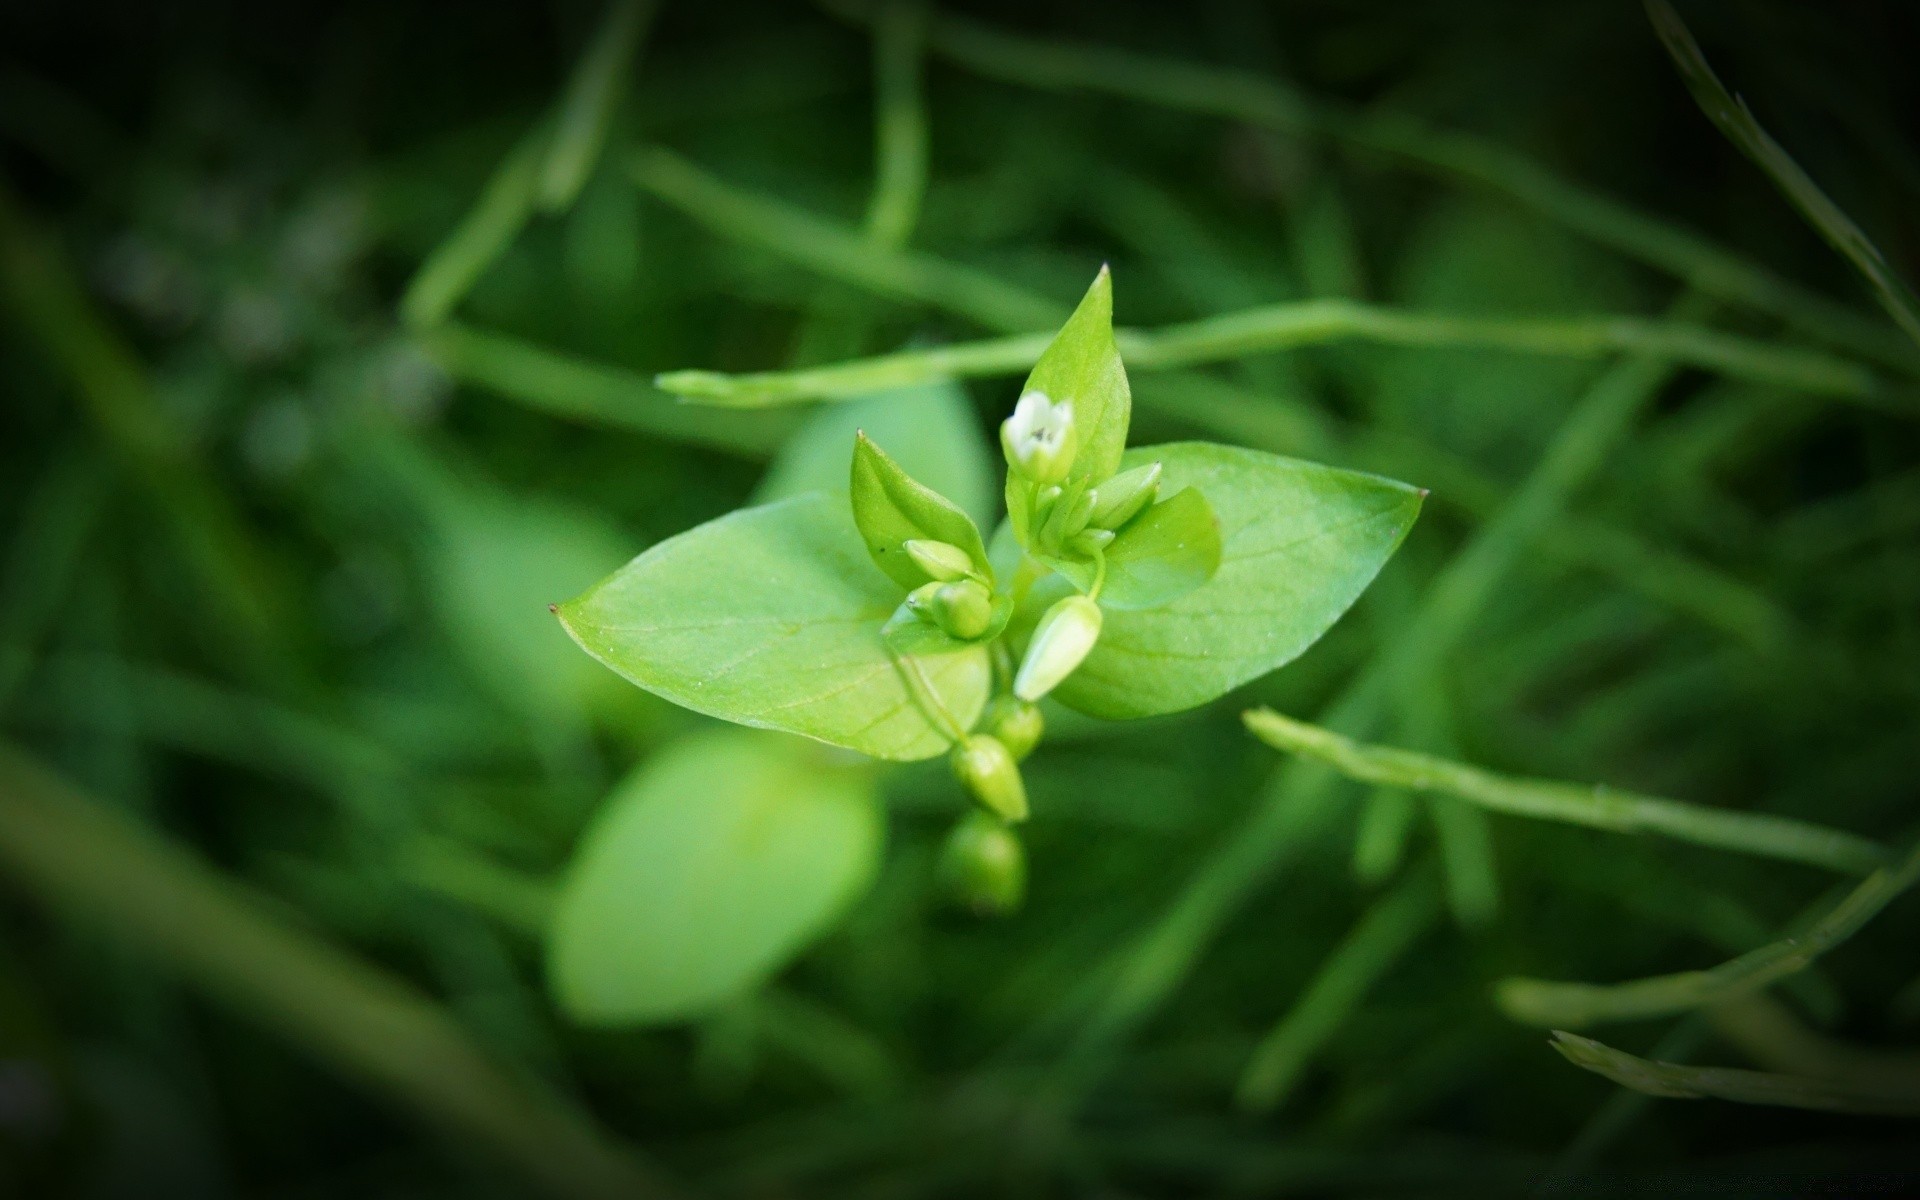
xmin=630 ymin=147 xmax=1062 ymax=333
xmin=865 ymin=3 xmax=1919 ymax=374
xmin=1647 ymin=0 xmax=1920 ymax=351
xmin=1236 ymin=866 xmax=1442 ymax=1111
xmin=415 ymin=321 xmax=798 ymax=457
xmin=539 ymin=0 xmax=658 ymax=212
xmin=1549 ymin=1031 xmax=1920 ymax=1117
xmin=661 ymin=297 xmax=1881 ymax=408
xmin=863 ymin=0 xmax=930 ymax=248
xmin=1242 ymin=708 xmax=1891 ymax=875
xmin=0 ymin=747 xmax=673 ymax=1200
xmin=1499 ymin=840 xmax=1920 ymax=1028
xmin=401 ymin=126 xmax=548 ymax=329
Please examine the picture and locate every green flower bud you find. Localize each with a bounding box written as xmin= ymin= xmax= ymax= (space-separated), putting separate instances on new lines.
xmin=904 ymin=538 xmax=975 ymax=582
xmin=951 ymin=733 xmax=1028 ymax=822
xmin=1014 ymin=594 xmax=1104 ymax=701
xmin=940 ymin=813 xmax=1025 ymax=916
xmin=1068 ymin=528 xmax=1116 ymax=556
xmin=911 ymin=579 xmax=993 ymax=640
xmin=1001 ymin=390 xmax=1076 ymax=485
xmin=982 ymin=695 xmax=1044 ymax=760
xmin=1040 ymin=485 xmax=1096 ymax=548
xmin=1088 ymin=462 xmax=1162 ymax=530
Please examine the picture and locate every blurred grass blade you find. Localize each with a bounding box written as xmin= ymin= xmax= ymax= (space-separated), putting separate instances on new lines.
xmin=1242 ymin=709 xmax=1891 ymax=875
xmin=0 ymin=746 xmax=673 ymax=1200
xmin=1550 ymin=1031 xmax=1920 ymax=1117
xmin=0 ymin=184 xmax=295 ymax=676
xmin=1237 ymin=866 xmax=1442 ymax=1111
xmin=415 ymin=321 xmax=799 ymax=456
xmin=401 ymin=126 xmax=547 ymax=329
xmin=628 ymin=147 xmax=1064 ymax=332
xmin=871 ymin=3 xmax=1918 ymax=373
xmin=863 ymin=0 xmax=929 ymax=247
xmin=0 ymin=450 xmax=106 ymax=710
xmin=539 ymin=0 xmax=658 ymax=213
xmin=1352 ymin=789 xmax=1417 ymax=886
xmin=1647 ymin=0 xmax=1920 ymax=351
xmin=661 ymin=299 xmax=1881 ymax=409
xmin=1500 ymin=840 xmax=1920 ymax=1028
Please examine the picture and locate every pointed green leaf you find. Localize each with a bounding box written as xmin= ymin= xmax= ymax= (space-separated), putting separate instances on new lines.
xmin=1017 ymin=266 xmax=1130 ymax=487
xmin=1051 ymin=443 xmax=1422 ymax=719
xmin=558 ymin=493 xmax=990 ymax=760
xmin=850 ymin=431 xmax=989 ymax=590
xmin=548 ymin=729 xmax=883 ymax=1025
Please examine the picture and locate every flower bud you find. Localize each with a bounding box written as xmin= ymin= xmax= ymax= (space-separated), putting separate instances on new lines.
xmin=1040 ymin=486 xmax=1096 ymax=547
xmin=951 ymin=733 xmax=1028 ymax=822
xmin=904 ymin=538 xmax=975 ymax=582
xmin=940 ymin=813 xmax=1025 ymax=916
xmin=982 ymin=695 xmax=1044 ymax=760
xmin=1088 ymin=462 xmax=1162 ymax=530
xmin=1001 ymin=390 xmax=1076 ymax=485
xmin=911 ymin=579 xmax=993 ymax=640
xmin=1068 ymin=528 xmax=1116 ymax=556
xmin=1014 ymin=594 xmax=1104 ymax=701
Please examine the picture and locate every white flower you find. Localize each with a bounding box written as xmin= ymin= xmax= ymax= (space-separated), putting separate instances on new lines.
xmin=1001 ymin=390 xmax=1076 ymax=484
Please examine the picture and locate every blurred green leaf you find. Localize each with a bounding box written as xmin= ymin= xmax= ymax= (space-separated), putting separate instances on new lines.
xmin=547 ymin=729 xmax=883 ymax=1025
xmin=1052 ymin=443 xmax=1422 ymax=719
xmin=558 ymin=493 xmax=988 ymax=760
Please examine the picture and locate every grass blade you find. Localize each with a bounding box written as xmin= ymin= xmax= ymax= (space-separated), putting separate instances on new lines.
xmin=1550 ymin=1031 xmax=1920 ymax=1117
xmin=1647 ymin=0 xmax=1920 ymax=352
xmin=1242 ymin=708 xmax=1891 ymax=875
xmin=863 ymin=0 xmax=929 ymax=248
xmin=539 ymin=0 xmax=658 ymax=212
xmin=401 ymin=126 xmax=547 ymax=329
xmin=1500 ymin=840 xmax=1920 ymax=1027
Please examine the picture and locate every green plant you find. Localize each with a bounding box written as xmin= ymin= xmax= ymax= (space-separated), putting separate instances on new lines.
xmin=557 ymin=267 xmax=1422 ymax=920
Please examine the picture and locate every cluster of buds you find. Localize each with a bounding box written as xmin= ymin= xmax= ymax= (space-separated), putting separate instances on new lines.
xmin=898 ymin=538 xmax=993 ymax=641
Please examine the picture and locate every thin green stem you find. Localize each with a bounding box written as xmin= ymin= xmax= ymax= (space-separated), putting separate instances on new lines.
xmin=660 ymin=298 xmax=1883 ymax=409
xmin=863 ymin=0 xmax=929 ymax=248
xmin=0 ymin=747 xmax=673 ymax=1200
xmin=1549 ymin=1031 xmax=1920 ymax=1117
xmin=1499 ymin=840 xmax=1920 ymax=1028
xmin=1236 ymin=864 xmax=1442 ymax=1111
xmin=414 ymin=321 xmax=798 ymax=457
xmin=1242 ymin=708 xmax=1891 ymax=876
xmin=538 ymin=0 xmax=658 ymax=212
xmin=401 ymin=124 xmax=548 ymax=329
xmin=1647 ymin=0 xmax=1920 ymax=351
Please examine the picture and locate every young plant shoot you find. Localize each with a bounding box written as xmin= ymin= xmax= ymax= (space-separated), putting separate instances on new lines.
xmin=557 ymin=268 xmax=1424 ymax=911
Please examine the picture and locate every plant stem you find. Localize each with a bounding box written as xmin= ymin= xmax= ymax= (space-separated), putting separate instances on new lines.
xmin=1242 ymin=708 xmax=1891 ymax=875
xmin=401 ymin=125 xmax=548 ymax=329
xmin=0 ymin=746 xmax=674 ymax=1200
xmin=1549 ymin=1031 xmax=1920 ymax=1117
xmin=659 ymin=297 xmax=1885 ymax=409
xmin=1499 ymin=839 xmax=1920 ymax=1028
xmin=863 ymin=0 xmax=930 ymax=248
xmin=538 ymin=0 xmax=658 ymax=213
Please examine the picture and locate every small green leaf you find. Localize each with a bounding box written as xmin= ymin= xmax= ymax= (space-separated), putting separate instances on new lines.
xmin=755 ymin=379 xmax=996 ymax=530
xmin=1042 ymin=486 xmax=1223 ymax=610
xmin=548 ymin=729 xmax=883 ymax=1025
xmin=1051 ymin=442 xmax=1422 ymax=719
xmin=1017 ymin=266 xmax=1130 ymax=487
xmin=851 ymin=432 xmax=990 ymax=590
xmin=558 ymin=493 xmax=990 ymax=760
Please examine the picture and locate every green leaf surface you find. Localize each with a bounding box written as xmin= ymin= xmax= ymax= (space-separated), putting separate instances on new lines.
xmin=548 ymin=729 xmax=883 ymax=1025
xmin=850 ymin=431 xmax=989 ymax=589
xmin=1052 ymin=442 xmax=1422 ymax=719
xmin=1018 ymin=266 xmax=1130 ymax=486
xmin=754 ymin=378 xmax=996 ymax=529
xmin=1044 ymin=486 xmax=1222 ymax=610
xmin=558 ymin=493 xmax=990 ymax=760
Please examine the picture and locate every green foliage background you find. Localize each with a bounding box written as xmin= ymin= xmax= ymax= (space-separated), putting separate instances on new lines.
xmin=2 ymin=0 xmax=1918 ymax=1194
